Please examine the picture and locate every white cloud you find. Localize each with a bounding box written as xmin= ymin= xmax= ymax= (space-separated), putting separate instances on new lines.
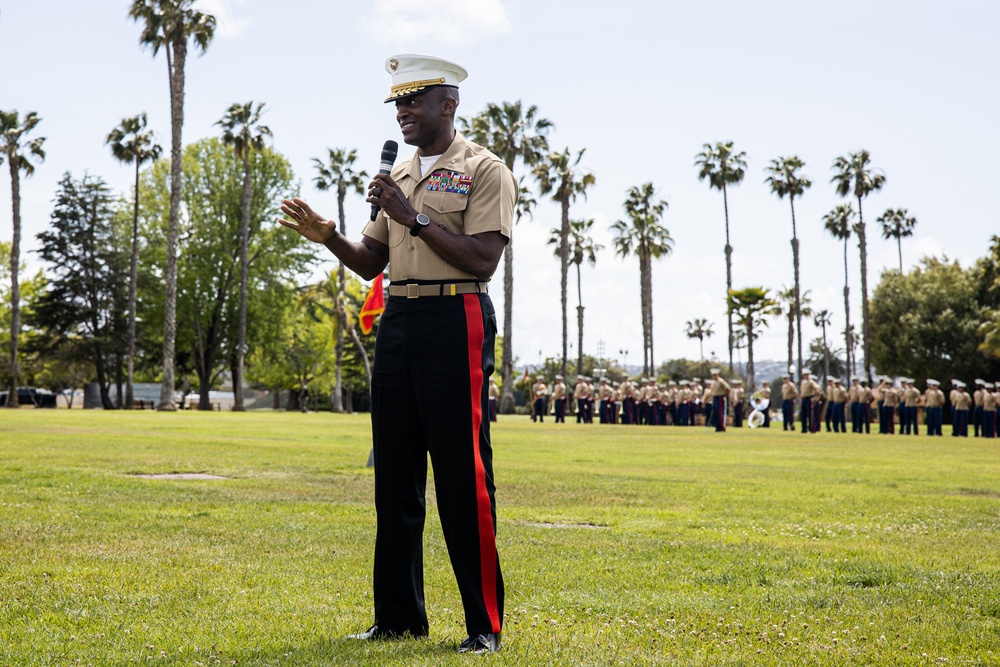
xmin=362 ymin=0 xmax=511 ymax=47
xmin=197 ymin=0 xmax=251 ymax=38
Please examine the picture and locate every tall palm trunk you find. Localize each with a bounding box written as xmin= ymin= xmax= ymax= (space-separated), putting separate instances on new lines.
xmin=722 ymin=184 xmax=734 ymax=372
xmin=842 ymin=237 xmax=852 ymax=378
xmin=790 ymin=197 xmax=803 ymax=381
xmin=125 ymin=158 xmax=141 ymax=409
xmin=745 ymin=322 xmax=756 ymax=394
xmin=897 ymin=237 xmax=903 ymax=273
xmin=233 ymin=151 xmax=251 ymax=411
xmin=575 ymin=261 xmax=584 ymax=376
xmin=559 ymin=199 xmax=570 ymax=379
xmin=640 ymin=251 xmax=653 ymax=376
xmin=820 ymin=321 xmax=830 ymax=382
xmin=332 ymin=184 xmax=347 ymax=413
xmin=499 ymin=244 xmax=515 ymax=414
xmin=856 ymin=197 xmax=871 ymax=383
xmin=6 ymin=158 xmax=21 ymax=407
xmin=786 ymin=311 xmax=794 ymax=375
xmin=158 ymin=36 xmax=187 ymax=411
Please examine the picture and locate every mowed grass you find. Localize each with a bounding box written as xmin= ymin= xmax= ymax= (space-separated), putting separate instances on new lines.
xmin=1 ymin=410 xmax=998 ymax=666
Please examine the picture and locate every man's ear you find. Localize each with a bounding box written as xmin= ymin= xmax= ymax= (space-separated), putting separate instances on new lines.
xmin=441 ymin=97 xmax=457 ymax=118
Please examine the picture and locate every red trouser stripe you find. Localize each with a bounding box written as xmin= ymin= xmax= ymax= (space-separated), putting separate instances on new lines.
xmin=462 ymin=294 xmax=500 ymax=633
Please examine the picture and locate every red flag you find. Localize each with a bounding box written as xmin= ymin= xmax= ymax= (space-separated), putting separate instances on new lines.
xmin=359 ymin=274 xmax=385 ymax=334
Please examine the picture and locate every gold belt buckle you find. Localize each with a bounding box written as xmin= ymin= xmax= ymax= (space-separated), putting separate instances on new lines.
xmin=406 ymin=283 xmax=419 ymax=299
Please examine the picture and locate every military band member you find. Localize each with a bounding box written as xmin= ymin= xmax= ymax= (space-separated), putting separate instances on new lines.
xmin=759 ymin=380 xmax=772 ymax=427
xmin=873 ymin=377 xmax=887 ymax=433
xmin=488 ymin=377 xmax=499 ymax=422
xmin=731 ymin=378 xmax=745 ymax=428
xmin=973 ymin=379 xmax=986 ymax=437
xmin=619 ymin=378 xmax=636 ymax=425
xmin=902 ymin=379 xmax=921 ymax=435
xmin=707 ymin=369 xmax=730 ymax=432
xmin=882 ymin=381 xmax=899 ymax=434
xmin=822 ymin=378 xmax=835 ymax=432
xmin=531 ymin=377 xmax=547 ymax=423
xmin=676 ymin=380 xmax=690 ymax=426
xmin=860 ymin=380 xmax=873 ymax=433
xmin=984 ymin=382 xmax=997 ymax=438
xmin=848 ymin=377 xmax=862 ymax=433
xmin=831 ymin=379 xmax=847 ymax=433
xmin=781 ymin=375 xmax=798 ymax=431
xmin=597 ymin=377 xmax=613 ymax=424
xmin=800 ymin=370 xmax=822 ymax=433
xmin=573 ymin=376 xmax=588 ymax=424
xmin=924 ymin=379 xmax=945 ymax=436
xmin=551 ymin=374 xmax=567 ymax=423
xmin=951 ymin=381 xmax=971 ymax=436
xmin=666 ymin=380 xmax=678 ymax=425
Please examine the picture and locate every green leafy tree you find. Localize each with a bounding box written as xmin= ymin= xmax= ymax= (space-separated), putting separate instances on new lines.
xmin=130 ymin=0 xmax=216 ymax=410
xmin=217 ymin=101 xmax=272 ymax=411
xmin=831 ymin=149 xmax=885 ymax=384
xmin=1 ymin=110 xmax=45 ymax=407
xmin=548 ymin=218 xmax=602 ymax=378
xmin=535 ymin=147 xmax=595 ymax=380
xmin=807 ymin=336 xmax=846 ymax=381
xmin=765 ymin=156 xmax=811 ymax=379
xmin=870 ymin=256 xmax=997 ymax=383
xmin=107 ymin=112 xmax=162 ymax=409
xmin=611 ymin=183 xmax=672 ymax=377
xmin=877 ymin=207 xmax=918 ymax=273
xmin=312 ymin=147 xmax=367 ymax=413
xmin=31 ymin=173 xmax=129 ymax=409
xmin=460 ymin=101 xmax=552 ymax=413
xmin=696 ymin=140 xmax=746 ymax=371
xmin=138 ymin=139 xmax=310 ymax=410
xmin=823 ymin=203 xmax=857 ymax=378
xmin=727 ymin=287 xmax=780 ymax=394
xmin=684 ymin=318 xmax=714 ymax=361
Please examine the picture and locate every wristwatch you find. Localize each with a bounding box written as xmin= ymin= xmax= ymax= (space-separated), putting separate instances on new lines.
xmin=410 ymin=212 xmax=430 ymax=236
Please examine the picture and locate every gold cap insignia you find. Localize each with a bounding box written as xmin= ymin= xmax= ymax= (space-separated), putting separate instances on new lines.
xmin=389 ymin=58 xmax=398 ymax=72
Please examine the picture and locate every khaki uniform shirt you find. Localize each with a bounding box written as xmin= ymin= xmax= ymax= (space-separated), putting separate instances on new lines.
xmin=952 ymin=391 xmax=972 ymax=410
xmin=552 ymin=381 xmax=566 ymax=400
xmin=848 ymin=385 xmax=860 ymax=402
xmin=573 ymin=382 xmax=587 ymax=400
xmin=598 ymin=384 xmax=613 ymax=400
xmin=489 ymin=382 xmax=500 ymax=399
xmin=985 ymin=391 xmax=998 ymax=411
xmin=801 ymin=378 xmax=820 ymax=398
xmin=361 ymin=132 xmax=517 ymax=283
xmin=781 ymin=381 xmax=799 ymax=400
xmin=710 ymin=377 xmax=731 ymax=397
xmin=903 ymin=387 xmax=920 ymax=407
xmin=862 ymin=387 xmax=873 ymax=403
xmin=924 ymin=388 xmax=945 ymax=408
xmin=883 ymin=388 xmax=900 ymax=407
xmin=833 ymin=386 xmax=848 ymax=403
xmin=532 ymin=382 xmax=547 ymax=398
xmin=974 ymin=389 xmax=984 ymax=407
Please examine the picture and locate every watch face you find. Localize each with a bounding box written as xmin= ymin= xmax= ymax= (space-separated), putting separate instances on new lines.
xmin=416 ymin=213 xmax=430 ymax=226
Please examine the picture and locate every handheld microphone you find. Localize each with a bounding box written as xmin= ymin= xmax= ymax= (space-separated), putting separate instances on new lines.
xmin=370 ymin=140 xmax=399 ymax=221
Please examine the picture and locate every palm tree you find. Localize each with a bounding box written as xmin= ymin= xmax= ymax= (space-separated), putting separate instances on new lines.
xmin=216 ymin=101 xmax=271 ymax=411
xmin=831 ymin=149 xmax=885 ymax=384
xmin=535 ymin=147 xmax=596 ymax=380
xmin=684 ymin=318 xmax=714 ymax=361
xmin=764 ymin=156 xmax=812 ymax=380
xmin=776 ymin=286 xmax=812 ymax=375
xmin=813 ymin=309 xmax=833 ymax=383
xmin=460 ymin=101 xmax=552 ymax=414
xmin=1 ymin=110 xmax=45 ymax=408
xmin=611 ymin=183 xmax=672 ymax=377
xmin=548 ymin=218 xmax=602 ymax=376
xmin=107 ymin=113 xmax=162 ymax=410
xmin=130 ymin=0 xmax=216 ymax=411
xmin=695 ymin=141 xmax=747 ymax=372
xmin=823 ymin=203 xmax=857 ymax=380
xmin=877 ymin=207 xmax=917 ymax=272
xmin=312 ymin=147 xmax=367 ymax=413
xmin=727 ymin=287 xmax=780 ymax=394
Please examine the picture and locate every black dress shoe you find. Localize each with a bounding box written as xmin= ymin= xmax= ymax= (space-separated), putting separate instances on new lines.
xmin=347 ymin=624 xmax=428 ymax=641
xmin=458 ymin=632 xmax=501 ymax=654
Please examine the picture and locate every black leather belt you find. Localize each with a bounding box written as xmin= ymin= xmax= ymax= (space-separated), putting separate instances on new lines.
xmin=387 ymin=282 xmax=489 ymax=298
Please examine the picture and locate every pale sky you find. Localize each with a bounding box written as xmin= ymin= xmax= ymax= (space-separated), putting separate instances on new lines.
xmin=2 ymin=0 xmax=998 ymax=372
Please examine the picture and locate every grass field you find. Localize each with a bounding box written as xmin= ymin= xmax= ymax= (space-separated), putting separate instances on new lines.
xmin=1 ymin=410 xmax=998 ymax=666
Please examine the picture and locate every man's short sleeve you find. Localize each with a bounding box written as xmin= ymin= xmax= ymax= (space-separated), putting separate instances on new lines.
xmin=464 ymin=158 xmax=516 ymax=240
xmin=361 ymin=211 xmax=389 ymax=244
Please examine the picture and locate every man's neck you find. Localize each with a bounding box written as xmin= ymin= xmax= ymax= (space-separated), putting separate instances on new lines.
xmin=417 ymin=128 xmax=457 ymax=157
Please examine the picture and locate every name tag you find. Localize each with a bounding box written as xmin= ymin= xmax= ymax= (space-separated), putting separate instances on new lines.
xmin=427 ymin=171 xmax=472 ymax=195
